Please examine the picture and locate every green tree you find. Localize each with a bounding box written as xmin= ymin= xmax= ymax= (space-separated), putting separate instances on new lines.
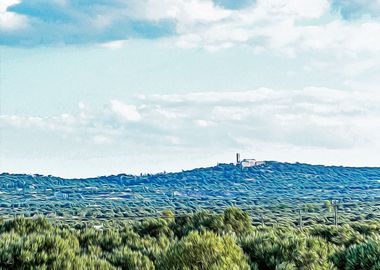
xmin=241 ymin=230 xmax=335 ymax=270
xmin=308 ymin=225 xmax=364 ymax=246
xmin=223 ymin=207 xmax=253 ymax=235
xmin=331 ymin=239 xmax=380 ymax=270
xmin=108 ymin=246 xmax=154 ymax=270
xmin=156 ymin=231 xmax=250 ymax=270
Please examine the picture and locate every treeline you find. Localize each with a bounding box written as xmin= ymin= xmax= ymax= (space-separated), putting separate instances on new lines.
xmin=2 ymin=162 xmax=380 ymax=222
xmin=0 ymin=208 xmax=380 ymax=269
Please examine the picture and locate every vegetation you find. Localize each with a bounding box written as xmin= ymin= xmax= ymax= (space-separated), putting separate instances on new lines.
xmin=0 ymin=208 xmax=380 ymax=269
xmin=1 ymin=161 xmax=380 ymax=226
xmin=156 ymin=231 xmax=250 ymax=270
xmin=1 ymin=162 xmax=380 ymax=268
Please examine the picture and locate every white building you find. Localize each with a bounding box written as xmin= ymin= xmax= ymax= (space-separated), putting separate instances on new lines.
xmin=236 ymin=153 xmax=265 ymax=167
xmin=241 ymin=159 xmax=257 ymax=167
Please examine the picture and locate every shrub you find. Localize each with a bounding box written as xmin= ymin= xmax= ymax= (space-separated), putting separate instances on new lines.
xmin=308 ymin=225 xmax=364 ymax=246
xmin=240 ymin=230 xmax=335 ymax=270
xmin=223 ymin=207 xmax=253 ymax=235
xmin=108 ymin=246 xmax=154 ymax=270
xmin=331 ymin=239 xmax=380 ymax=270
xmin=175 ymin=211 xmax=224 ymax=237
xmin=156 ymin=231 xmax=250 ymax=270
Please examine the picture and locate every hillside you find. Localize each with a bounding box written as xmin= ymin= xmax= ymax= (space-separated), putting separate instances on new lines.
xmin=1 ymin=161 xmax=380 ymax=225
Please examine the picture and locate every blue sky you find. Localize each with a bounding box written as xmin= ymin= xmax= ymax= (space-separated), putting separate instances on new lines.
xmin=1 ymin=0 xmax=380 ymax=177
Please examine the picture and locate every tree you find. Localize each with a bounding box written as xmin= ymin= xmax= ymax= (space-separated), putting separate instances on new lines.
xmin=308 ymin=225 xmax=364 ymax=246
xmin=108 ymin=246 xmax=154 ymax=270
xmin=156 ymin=231 xmax=250 ymax=270
xmin=331 ymin=239 xmax=380 ymax=270
xmin=240 ymin=230 xmax=335 ymax=270
xmin=223 ymin=207 xmax=253 ymax=235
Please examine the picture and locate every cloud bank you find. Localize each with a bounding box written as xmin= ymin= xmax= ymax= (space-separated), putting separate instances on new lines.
xmin=1 ymin=0 xmax=380 ymax=176
xmin=2 ymin=87 xmax=379 ymax=152
xmin=1 ymin=0 xmax=380 ymax=54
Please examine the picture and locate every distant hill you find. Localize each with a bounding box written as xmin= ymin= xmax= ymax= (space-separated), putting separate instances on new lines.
xmin=1 ymin=161 xmax=380 ymax=225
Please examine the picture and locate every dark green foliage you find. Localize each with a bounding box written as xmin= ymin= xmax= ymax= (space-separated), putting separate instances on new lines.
xmin=108 ymin=246 xmax=154 ymax=270
xmin=223 ymin=207 xmax=253 ymax=235
xmin=0 ymin=216 xmax=53 ymax=234
xmin=79 ymin=228 xmax=122 ymax=252
xmin=240 ymin=230 xmax=336 ymax=269
xmin=174 ymin=210 xmax=225 ymax=236
xmin=2 ymin=162 xmax=380 ymax=224
xmin=308 ymin=225 xmax=365 ymax=246
xmin=331 ymin=239 xmax=380 ymax=269
xmin=350 ymin=222 xmax=380 ymax=236
xmin=172 ymin=207 xmax=252 ymax=237
xmin=0 ymin=208 xmax=379 ymax=269
xmin=134 ymin=218 xmax=174 ymax=238
xmin=156 ymin=230 xmax=250 ymax=270
xmin=0 ymin=231 xmax=115 ymax=269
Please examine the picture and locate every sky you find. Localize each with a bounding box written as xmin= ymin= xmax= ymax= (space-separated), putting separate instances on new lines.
xmin=1 ymin=0 xmax=380 ymax=178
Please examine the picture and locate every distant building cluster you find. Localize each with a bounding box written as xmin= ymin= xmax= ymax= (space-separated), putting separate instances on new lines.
xmin=236 ymin=153 xmax=265 ymax=168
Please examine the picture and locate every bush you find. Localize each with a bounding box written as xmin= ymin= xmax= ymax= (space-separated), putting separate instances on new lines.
xmin=223 ymin=207 xmax=253 ymax=235
xmin=108 ymin=246 xmax=154 ymax=270
xmin=156 ymin=231 xmax=250 ymax=270
xmin=240 ymin=230 xmax=335 ymax=270
xmin=308 ymin=225 xmax=364 ymax=246
xmin=79 ymin=228 xmax=122 ymax=252
xmin=1 ymin=211 xmax=380 ymax=269
xmin=0 ymin=231 xmax=114 ymax=269
xmin=0 ymin=217 xmax=53 ymax=234
xmin=175 ymin=211 xmax=224 ymax=237
xmin=135 ymin=218 xmax=173 ymax=238
xmin=331 ymin=239 xmax=380 ymax=270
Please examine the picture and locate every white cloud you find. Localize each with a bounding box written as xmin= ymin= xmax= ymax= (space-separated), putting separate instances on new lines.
xmin=2 ymin=86 xmax=380 ymax=176
xmin=2 ymin=87 xmax=380 ymax=151
xmin=195 ymin=119 xmax=213 ymax=127
xmin=129 ymin=0 xmax=231 ymax=23
xmin=256 ymin=0 xmax=329 ymax=19
xmin=0 ymin=0 xmax=19 ymax=11
xmin=0 ymin=0 xmax=26 ymax=31
xmin=110 ymin=100 xmax=142 ymax=122
xmin=0 ymin=100 xmax=144 ymax=148
xmin=3 ymin=0 xmax=380 ymax=57
xmin=146 ymin=88 xmax=280 ymax=103
xmin=156 ymin=0 xmax=380 ymax=55
xmin=99 ymin=40 xmax=128 ymax=49
xmin=92 ymin=135 xmax=113 ymax=145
